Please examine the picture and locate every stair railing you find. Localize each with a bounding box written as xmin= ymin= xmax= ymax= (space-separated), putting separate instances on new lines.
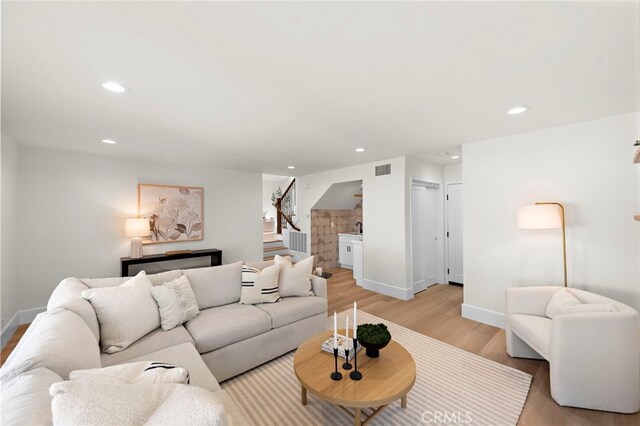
xmin=275 ymin=178 xmax=300 ymax=232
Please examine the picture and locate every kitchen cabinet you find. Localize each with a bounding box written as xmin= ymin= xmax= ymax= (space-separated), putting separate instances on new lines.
xmin=338 ymin=233 xmax=362 ymax=270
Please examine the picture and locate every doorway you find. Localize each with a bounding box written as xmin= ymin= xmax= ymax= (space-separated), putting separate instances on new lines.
xmin=446 ymin=183 xmax=464 ymax=285
xmin=411 ymin=181 xmax=439 ymax=293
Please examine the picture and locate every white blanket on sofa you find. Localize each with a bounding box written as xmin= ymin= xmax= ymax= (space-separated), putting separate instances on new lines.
xmin=50 ymin=381 xmax=226 ymax=425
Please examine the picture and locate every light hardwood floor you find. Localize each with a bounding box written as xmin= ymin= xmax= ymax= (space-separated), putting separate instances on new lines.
xmin=326 ymin=268 xmax=639 ymax=426
xmin=2 ymin=268 xmax=638 ymax=425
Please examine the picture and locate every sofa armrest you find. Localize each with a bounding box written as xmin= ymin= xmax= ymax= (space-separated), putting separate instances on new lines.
xmin=311 ymin=275 xmax=327 ymax=300
xmin=506 ymin=286 xmax=562 ymax=318
xmin=549 ymin=310 xmax=640 ymax=412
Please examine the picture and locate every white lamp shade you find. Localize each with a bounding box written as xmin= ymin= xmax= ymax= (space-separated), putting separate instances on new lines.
xmin=517 ymin=204 xmax=562 ymax=229
xmin=125 ymin=218 xmax=150 ymax=237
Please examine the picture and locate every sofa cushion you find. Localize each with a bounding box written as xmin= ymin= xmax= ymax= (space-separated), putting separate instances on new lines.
xmin=100 ymin=325 xmax=194 ymax=367
xmin=1 ymin=367 xmax=62 ymax=426
xmin=257 ymin=296 xmax=328 ymax=328
xmin=124 ymin=342 xmax=221 ymax=392
xmin=274 ymin=255 xmax=315 ymax=297
xmin=182 ymin=262 xmax=243 ymax=309
xmin=0 ymin=309 xmax=101 ymax=381
xmin=80 ymin=270 xmax=183 ymax=288
xmin=185 ymin=304 xmax=272 ymax=353
xmin=509 ymin=313 xmax=552 ymax=359
xmin=47 ymin=277 xmax=100 ymax=341
xmin=82 ymin=271 xmax=161 ymax=354
xmin=152 ymin=275 xmax=200 ymax=331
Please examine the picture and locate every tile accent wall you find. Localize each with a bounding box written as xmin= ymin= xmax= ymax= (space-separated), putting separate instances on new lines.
xmin=310 ymin=202 xmax=362 ymax=270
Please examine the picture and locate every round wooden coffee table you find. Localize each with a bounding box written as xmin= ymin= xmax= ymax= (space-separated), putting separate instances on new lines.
xmin=294 ymin=329 xmax=416 ymax=426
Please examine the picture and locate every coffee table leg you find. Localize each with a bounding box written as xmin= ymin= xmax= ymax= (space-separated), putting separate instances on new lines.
xmin=401 ymin=395 xmax=407 ymax=409
xmin=301 ymin=385 xmax=307 ymax=405
xmin=354 ymin=408 xmax=362 ymax=426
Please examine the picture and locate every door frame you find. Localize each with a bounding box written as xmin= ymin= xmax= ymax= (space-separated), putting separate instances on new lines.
xmin=444 ymin=181 xmax=463 ymax=285
xmin=409 ymin=178 xmax=445 ymax=294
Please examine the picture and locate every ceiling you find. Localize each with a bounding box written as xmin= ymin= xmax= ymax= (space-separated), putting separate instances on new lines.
xmin=2 ymin=1 xmax=638 ymax=175
xmin=313 ymin=180 xmax=363 ymax=210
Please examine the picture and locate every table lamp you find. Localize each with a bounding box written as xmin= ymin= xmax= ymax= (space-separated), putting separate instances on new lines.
xmin=517 ymin=202 xmax=567 ymax=287
xmin=125 ymin=218 xmax=150 ymax=259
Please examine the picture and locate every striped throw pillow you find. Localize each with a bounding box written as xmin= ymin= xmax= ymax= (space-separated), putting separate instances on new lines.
xmin=240 ymin=264 xmax=281 ymax=304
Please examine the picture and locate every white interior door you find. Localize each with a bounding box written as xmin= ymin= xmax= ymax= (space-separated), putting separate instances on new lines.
xmin=412 ymin=184 xmax=439 ymax=293
xmin=446 ymin=183 xmax=464 ymax=284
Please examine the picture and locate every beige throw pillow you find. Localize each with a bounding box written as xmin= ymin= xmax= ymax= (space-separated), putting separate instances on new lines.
xmin=151 ymin=276 xmax=199 ymax=331
xmin=240 ymin=264 xmax=281 ymax=304
xmin=274 ymin=255 xmax=315 ymax=297
xmin=545 ymin=288 xmax=618 ymax=318
xmin=82 ymin=271 xmax=160 ymax=354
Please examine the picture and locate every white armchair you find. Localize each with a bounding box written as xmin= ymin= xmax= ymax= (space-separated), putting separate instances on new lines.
xmin=506 ymin=286 xmax=640 ymax=413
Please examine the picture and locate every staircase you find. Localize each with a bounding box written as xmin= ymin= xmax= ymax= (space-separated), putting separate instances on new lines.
xmin=263 ymin=239 xmax=290 ymax=261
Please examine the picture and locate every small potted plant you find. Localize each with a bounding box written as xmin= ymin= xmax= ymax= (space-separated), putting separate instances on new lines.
xmin=357 ymin=323 xmax=391 ymax=358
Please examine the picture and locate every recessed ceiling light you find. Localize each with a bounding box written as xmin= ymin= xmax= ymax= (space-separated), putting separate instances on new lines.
xmin=287 ymin=166 xmax=295 ymax=169
xmin=101 ymin=139 xmax=117 ymax=144
xmin=507 ymin=106 xmax=530 ymax=115
xmin=355 ymin=148 xmax=366 ymax=153
xmin=438 ymin=152 xmax=450 ymax=157
xmin=451 ymin=155 xmax=460 ymax=159
xmin=101 ymin=81 xmax=128 ymax=93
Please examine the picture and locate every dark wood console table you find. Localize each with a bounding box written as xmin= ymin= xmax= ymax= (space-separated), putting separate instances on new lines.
xmin=120 ymin=248 xmax=222 ymax=277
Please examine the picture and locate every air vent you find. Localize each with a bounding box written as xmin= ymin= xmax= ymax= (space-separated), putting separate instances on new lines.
xmin=289 ymin=231 xmax=308 ymax=253
xmin=375 ymin=164 xmax=391 ymax=176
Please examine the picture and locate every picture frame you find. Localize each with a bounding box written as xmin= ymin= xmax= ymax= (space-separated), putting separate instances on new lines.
xmin=138 ymin=183 xmax=204 ymax=244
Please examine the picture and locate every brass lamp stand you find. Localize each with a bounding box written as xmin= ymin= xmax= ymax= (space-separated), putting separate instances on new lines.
xmin=534 ymin=202 xmax=567 ymax=287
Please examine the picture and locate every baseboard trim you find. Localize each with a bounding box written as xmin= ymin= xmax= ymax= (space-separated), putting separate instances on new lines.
xmin=363 ymin=279 xmax=413 ymax=301
xmin=1 ymin=306 xmax=46 ymax=349
xmin=461 ymin=303 xmax=505 ymax=329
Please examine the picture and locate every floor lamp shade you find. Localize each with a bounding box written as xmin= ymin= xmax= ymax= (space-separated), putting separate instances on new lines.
xmin=517 ymin=204 xmax=562 ymax=229
xmin=125 ymin=218 xmax=150 ymax=259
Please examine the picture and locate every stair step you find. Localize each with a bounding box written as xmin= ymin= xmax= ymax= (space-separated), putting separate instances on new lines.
xmin=264 ymin=245 xmax=288 ymax=253
xmin=263 ymin=255 xmax=275 ymax=261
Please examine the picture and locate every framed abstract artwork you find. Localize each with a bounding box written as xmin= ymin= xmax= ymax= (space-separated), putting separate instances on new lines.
xmin=138 ymin=184 xmax=204 ymax=244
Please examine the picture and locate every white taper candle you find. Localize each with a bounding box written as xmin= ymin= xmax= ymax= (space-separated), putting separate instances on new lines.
xmin=345 ymin=315 xmax=349 ymax=349
xmin=353 ymin=301 xmax=357 ymax=339
xmin=333 ymin=311 xmax=337 ymax=348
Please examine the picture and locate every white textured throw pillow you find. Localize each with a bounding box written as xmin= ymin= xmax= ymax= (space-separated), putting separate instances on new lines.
xmin=546 ymin=288 xmax=618 ymax=318
xmin=70 ymin=361 xmax=190 ymax=385
xmin=240 ymin=264 xmax=281 ymax=304
xmin=151 ymin=276 xmax=200 ymax=331
xmin=82 ymin=271 xmax=160 ymax=354
xmin=274 ymin=255 xmax=315 ymax=297
xmin=49 ymin=381 xmax=225 ymax=426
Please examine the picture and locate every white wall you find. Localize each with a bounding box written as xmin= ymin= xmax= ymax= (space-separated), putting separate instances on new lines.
xmin=463 ymin=112 xmax=640 ymax=327
xmin=16 ymin=146 xmax=263 ymax=311
xmin=298 ymin=157 xmax=411 ymax=298
xmin=1 ymin=134 xmax=19 ymax=330
xmin=445 ymin=163 xmax=462 ymax=182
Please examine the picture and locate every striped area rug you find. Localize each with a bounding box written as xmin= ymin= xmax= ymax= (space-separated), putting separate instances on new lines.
xmin=222 ymin=310 xmax=532 ymax=426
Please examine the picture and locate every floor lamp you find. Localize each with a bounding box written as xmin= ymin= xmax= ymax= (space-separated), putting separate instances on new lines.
xmin=517 ymin=202 xmax=567 ymax=287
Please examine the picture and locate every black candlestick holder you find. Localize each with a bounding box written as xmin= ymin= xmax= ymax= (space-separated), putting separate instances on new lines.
xmin=331 ymin=347 xmax=343 ymax=381
xmin=349 ymin=338 xmax=362 ymax=380
xmin=342 ymin=346 xmax=352 ymax=370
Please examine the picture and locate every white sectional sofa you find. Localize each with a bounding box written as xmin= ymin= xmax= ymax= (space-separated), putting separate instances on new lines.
xmin=1 ymin=260 xmax=328 ymax=425
xmin=506 ymin=286 xmax=640 ymax=414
